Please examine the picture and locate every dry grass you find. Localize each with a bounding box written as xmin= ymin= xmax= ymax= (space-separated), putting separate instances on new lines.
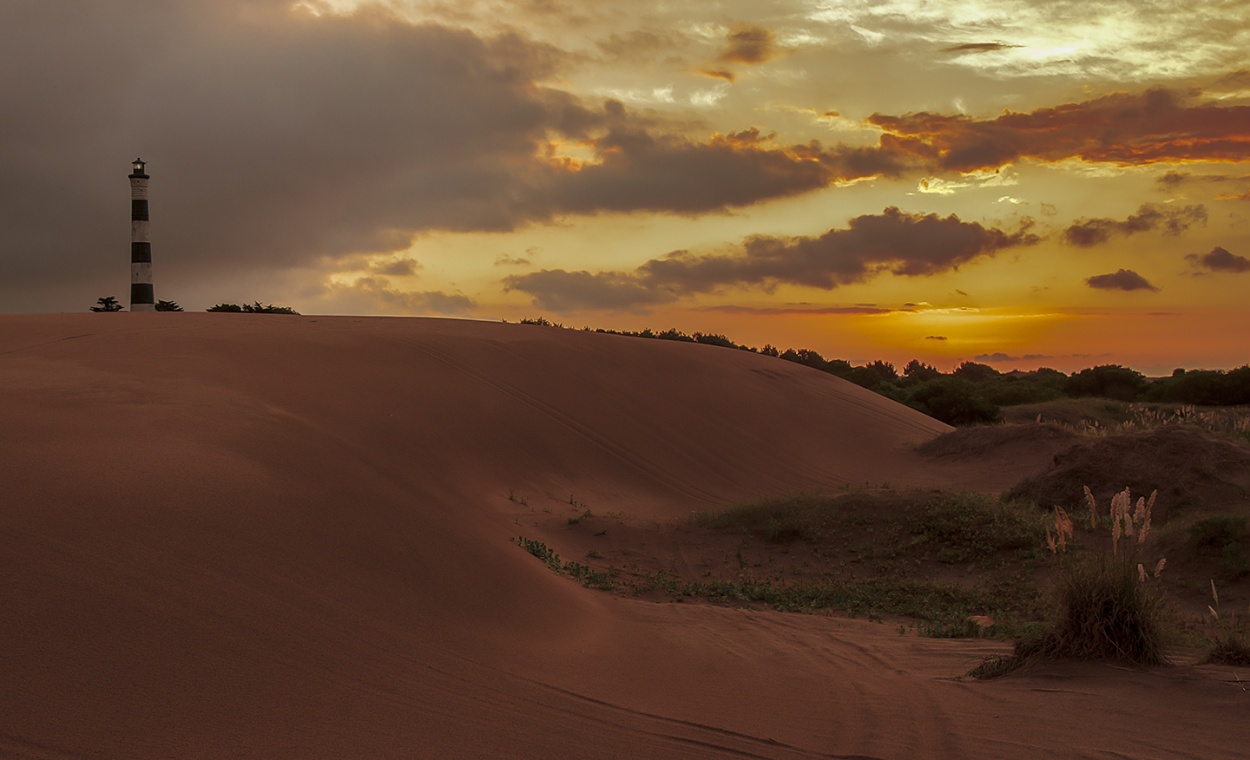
xmin=1007 ymin=399 xmax=1250 ymax=442
xmin=1033 ymin=487 xmax=1168 ymax=664
xmin=972 ymin=486 xmax=1169 ymax=677
xmin=1205 ymin=580 xmax=1250 ymax=666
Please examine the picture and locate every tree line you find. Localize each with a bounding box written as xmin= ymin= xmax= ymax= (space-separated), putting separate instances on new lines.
xmin=519 ymin=317 xmax=1250 ymax=425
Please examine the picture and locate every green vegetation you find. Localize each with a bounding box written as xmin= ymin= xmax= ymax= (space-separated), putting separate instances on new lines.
xmin=517 ymin=482 xmax=1250 ymax=668
xmin=154 ymin=299 xmax=183 ymax=312
xmin=657 ymin=575 xmax=1030 ymax=638
xmin=522 ymin=490 xmax=1050 ymax=638
xmin=513 ymin=536 xmax=616 ymax=589
xmin=905 ymin=493 xmax=1040 ymax=565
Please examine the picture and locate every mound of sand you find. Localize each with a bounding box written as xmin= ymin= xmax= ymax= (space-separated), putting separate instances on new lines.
xmin=2 ymin=314 xmax=1246 ymax=758
xmin=1006 ymin=426 xmax=1250 ymax=521
xmin=917 ymin=422 xmax=1080 ymax=491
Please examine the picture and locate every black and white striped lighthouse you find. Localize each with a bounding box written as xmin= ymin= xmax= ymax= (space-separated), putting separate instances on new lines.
xmin=129 ymin=158 xmax=155 ymax=312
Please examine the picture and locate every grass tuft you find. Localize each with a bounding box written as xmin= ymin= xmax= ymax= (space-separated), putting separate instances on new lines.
xmin=1204 ymin=580 xmax=1250 ymax=666
xmin=974 ymin=486 xmax=1169 ymax=676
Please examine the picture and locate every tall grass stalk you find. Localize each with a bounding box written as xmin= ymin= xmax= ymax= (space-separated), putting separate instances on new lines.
xmin=1028 ymin=487 xmax=1168 ymax=665
xmin=1205 ymin=580 xmax=1250 ymax=666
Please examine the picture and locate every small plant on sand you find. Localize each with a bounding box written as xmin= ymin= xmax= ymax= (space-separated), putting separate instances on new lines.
xmin=89 ymin=296 xmax=124 ymax=312
xmin=1029 ymin=487 xmax=1168 ymax=664
xmin=1205 ymin=580 xmax=1250 ymax=666
xmin=513 ymin=536 xmax=616 ymax=590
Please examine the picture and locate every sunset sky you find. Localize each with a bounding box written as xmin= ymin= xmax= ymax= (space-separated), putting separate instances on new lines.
xmin=2 ymin=0 xmax=1248 ymax=373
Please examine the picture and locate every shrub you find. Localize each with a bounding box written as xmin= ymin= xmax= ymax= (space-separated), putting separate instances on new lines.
xmin=1066 ymin=365 xmax=1147 ymax=401
xmin=905 ymin=377 xmax=1002 ymax=426
xmin=89 ymin=296 xmax=124 ymax=312
xmin=208 ymin=302 xmax=300 ymax=315
xmin=1030 ymin=487 xmax=1168 ymax=664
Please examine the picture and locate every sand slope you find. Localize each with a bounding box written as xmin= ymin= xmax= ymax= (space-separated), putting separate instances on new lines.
xmin=1 ymin=314 xmax=1245 ymax=758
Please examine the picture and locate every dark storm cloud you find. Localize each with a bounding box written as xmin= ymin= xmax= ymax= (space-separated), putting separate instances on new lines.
xmin=1085 ymin=269 xmax=1159 ymax=292
xmin=0 ymin=1 xmax=844 ymax=312
xmin=505 ymin=207 xmax=1040 ymax=309
xmin=926 ymin=335 xmax=948 ymax=341
xmin=1187 ymin=246 xmax=1250 ymax=273
xmin=1062 ymin=204 xmax=1206 ymax=247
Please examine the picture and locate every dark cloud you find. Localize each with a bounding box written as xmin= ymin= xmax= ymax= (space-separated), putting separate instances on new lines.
xmin=506 ymin=207 xmax=1040 ymax=309
xmin=943 ymin=42 xmax=1019 ymax=54
xmin=495 ymin=255 xmax=533 ymax=267
xmin=545 ymin=128 xmax=858 ymax=214
xmin=975 ymin=352 xmax=1052 ymax=362
xmin=371 ymin=258 xmax=421 ymax=276
xmin=925 ymin=335 xmax=948 ymax=341
xmin=699 ymin=68 xmax=737 ymax=83
xmin=636 ymin=207 xmax=1039 ymax=292
xmin=0 ymin=2 xmax=848 ymax=312
xmin=1062 ymin=204 xmax=1206 ymax=247
xmin=1187 ymin=246 xmax=1250 ymax=273
xmin=697 ymin=23 xmax=779 ymax=82
xmin=1085 ymin=269 xmax=1159 ymax=292
xmin=717 ymin=24 xmax=777 ymax=65
xmin=501 ymin=269 xmax=673 ymax=311
xmin=869 ymin=87 xmax=1250 ymax=172
xmin=321 ymin=276 xmax=477 ymax=316
xmin=596 ymin=29 xmax=687 ymax=63
xmin=1157 ymin=171 xmax=1250 ymax=189
xmin=696 ymin=304 xmax=897 ymax=316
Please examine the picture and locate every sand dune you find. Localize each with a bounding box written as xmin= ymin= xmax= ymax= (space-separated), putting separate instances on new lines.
xmin=2 ymin=314 xmax=1245 ymax=758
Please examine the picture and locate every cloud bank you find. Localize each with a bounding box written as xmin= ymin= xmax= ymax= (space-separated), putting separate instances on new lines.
xmin=1187 ymin=246 xmax=1250 ymax=273
xmin=1063 ymin=204 xmax=1207 ymax=247
xmin=506 ymin=207 xmax=1040 ymax=309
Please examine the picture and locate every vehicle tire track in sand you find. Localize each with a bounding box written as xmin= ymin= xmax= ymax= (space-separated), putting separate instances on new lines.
xmin=668 ymin=610 xmax=971 ymax=758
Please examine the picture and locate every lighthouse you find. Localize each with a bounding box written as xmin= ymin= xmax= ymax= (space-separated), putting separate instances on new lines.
xmin=129 ymin=158 xmax=155 ymax=312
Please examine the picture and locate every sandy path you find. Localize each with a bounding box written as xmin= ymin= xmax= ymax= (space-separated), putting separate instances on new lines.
xmin=2 ymin=314 xmax=1245 ymax=758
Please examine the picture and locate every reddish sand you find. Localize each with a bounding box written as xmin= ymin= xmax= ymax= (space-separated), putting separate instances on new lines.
xmin=2 ymin=314 xmax=1245 ymax=758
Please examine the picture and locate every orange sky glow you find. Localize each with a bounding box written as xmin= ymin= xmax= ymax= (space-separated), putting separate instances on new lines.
xmin=2 ymin=0 xmax=1248 ymax=374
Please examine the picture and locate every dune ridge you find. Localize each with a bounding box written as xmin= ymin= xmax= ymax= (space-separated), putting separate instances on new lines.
xmin=2 ymin=314 xmax=1245 ymax=758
